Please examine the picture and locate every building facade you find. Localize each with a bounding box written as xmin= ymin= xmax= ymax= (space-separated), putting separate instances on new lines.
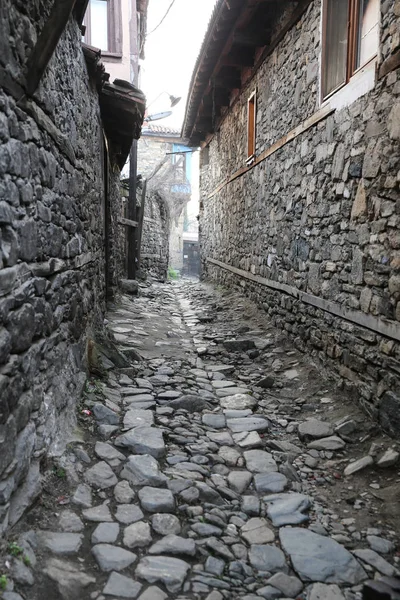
xmin=183 ymin=0 xmax=400 ymax=434
xmin=0 ymin=0 xmax=145 ymax=533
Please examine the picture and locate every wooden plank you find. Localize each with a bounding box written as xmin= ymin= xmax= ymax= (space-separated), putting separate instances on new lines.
xmin=207 ymin=104 xmax=335 ymax=199
xmin=207 ymin=257 xmax=400 ymax=343
xmin=378 ymin=49 xmax=400 ymax=80
xmin=118 ymin=216 xmax=139 ymax=228
xmin=26 ymin=0 xmax=77 ymax=95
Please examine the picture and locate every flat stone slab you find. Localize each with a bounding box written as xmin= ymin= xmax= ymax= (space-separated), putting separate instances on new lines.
xmin=82 ymin=504 xmax=113 ymax=522
xmin=353 ymin=549 xmax=398 ymax=576
xmin=279 ymin=527 xmax=367 ymax=584
xmin=92 ymin=544 xmax=137 ymax=572
xmin=307 ymin=436 xmax=346 ymax=451
xmin=103 ymin=572 xmax=142 ymax=598
xmin=249 ymin=544 xmax=288 ymax=573
xmin=149 ymin=534 xmax=196 ymax=557
xmin=308 ymin=583 xmax=346 ymax=600
xmin=136 ymin=556 xmax=190 ymax=593
xmin=344 ymin=456 xmax=374 ymax=476
xmin=267 ymin=572 xmax=303 ymax=598
xmin=115 ymin=504 xmax=144 ymax=524
xmin=212 ymin=380 xmax=237 ymax=389
xmin=202 ymin=414 xmax=226 ymax=429
xmin=227 ymin=470 xmax=253 ymax=494
xmin=255 ymin=472 xmax=288 ymax=494
xmin=220 ymin=394 xmax=257 ymax=410
xmin=95 ymin=442 xmax=125 ymax=463
xmin=123 ymin=521 xmax=152 ymax=549
xmin=244 ymin=450 xmax=278 ymax=473
xmin=217 ymin=387 xmax=250 ymax=397
xmin=298 ymin=419 xmax=334 ymax=440
xmin=92 ymin=523 xmax=120 ymax=544
xmin=241 ymin=518 xmax=275 ymax=544
xmin=227 ymin=417 xmax=269 ymax=433
xmin=42 ymin=558 xmax=95 ymax=598
xmin=233 ymin=431 xmax=263 ymax=448
xmin=115 ymin=427 xmax=165 ymax=458
xmin=138 ymin=487 xmax=175 ymax=513
xmin=264 ymin=493 xmax=311 ymax=526
xmin=84 ymin=461 xmax=118 ymax=489
xmin=37 ymin=532 xmax=83 ymax=554
xmin=121 ymin=454 xmax=167 ymax=487
xmin=123 ymin=409 xmax=154 ymax=430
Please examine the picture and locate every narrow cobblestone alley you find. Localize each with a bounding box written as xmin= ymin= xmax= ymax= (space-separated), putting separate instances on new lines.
xmin=2 ymin=279 xmax=400 ymax=600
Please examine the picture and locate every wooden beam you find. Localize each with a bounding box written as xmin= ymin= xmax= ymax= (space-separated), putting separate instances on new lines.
xmin=233 ymin=30 xmax=269 ymax=47
xmin=378 ymin=48 xmax=400 ymax=80
xmin=26 ymin=0 xmax=77 ymax=96
xmin=118 ymin=216 xmax=139 ymax=228
xmin=222 ymin=49 xmax=255 ymax=67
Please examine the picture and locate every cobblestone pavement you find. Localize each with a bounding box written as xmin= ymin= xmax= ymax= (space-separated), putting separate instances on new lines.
xmin=2 ymin=279 xmax=400 ymax=600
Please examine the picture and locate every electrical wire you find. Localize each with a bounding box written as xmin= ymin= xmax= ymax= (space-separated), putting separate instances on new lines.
xmin=146 ymin=0 xmax=177 ymax=36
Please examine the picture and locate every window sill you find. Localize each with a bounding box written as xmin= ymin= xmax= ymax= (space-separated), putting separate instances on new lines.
xmin=102 ymin=51 xmax=123 ymax=60
xmin=321 ymin=57 xmax=377 ymax=111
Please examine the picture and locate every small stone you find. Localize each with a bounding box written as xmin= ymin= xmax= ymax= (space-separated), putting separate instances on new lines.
xmin=241 ymin=518 xmax=275 ymax=544
xmin=115 ymin=427 xmax=165 ymax=458
xmin=220 ymin=394 xmax=257 ymax=410
xmin=84 ymin=461 xmax=118 ymax=489
xmin=242 ymin=495 xmax=260 ymax=516
xmin=264 ymin=493 xmax=311 ymax=526
xmin=43 ymin=558 xmax=96 ymax=600
xmin=202 ymin=414 xmax=226 ymax=428
xmin=377 ymin=448 xmax=399 ymax=468
xmin=82 ymin=504 xmax=113 ymax=522
xmin=92 ymin=523 xmax=120 ymax=544
xmin=205 ymin=538 xmax=234 ymax=560
xmin=244 ymin=450 xmax=277 ymax=473
xmin=123 ymin=521 xmax=152 ymax=549
xmin=115 ymin=504 xmax=144 ymax=524
xmin=36 ymin=531 xmax=83 ymax=554
xmin=307 ymin=436 xmax=346 ymax=451
xmin=298 ymin=419 xmax=334 ymax=440
xmin=191 ymin=522 xmax=223 ymax=537
xmin=72 ymin=484 xmax=92 ymax=508
xmin=124 ymin=409 xmax=154 ymax=429
xmin=95 ymin=442 xmax=125 ymax=463
xmin=150 ymin=513 xmax=181 ymax=536
xmin=367 ymin=535 xmax=395 ymax=554
xmin=227 ymin=470 xmax=252 ymax=494
xmin=59 ymin=511 xmax=84 ymax=533
xmin=254 ymin=472 xmax=288 ymax=494
xmin=233 ymin=431 xmax=263 ymax=448
xmin=248 ymin=544 xmax=288 ymax=573
xmin=267 ymin=572 xmax=303 ymax=598
xmin=205 ymin=556 xmax=225 ymax=576
xmin=227 ymin=417 xmax=269 ymax=433
xmin=120 ymin=454 xmax=168 ymax=487
xmin=138 ymin=487 xmax=175 ymax=513
xmin=114 ymin=481 xmax=135 ymax=503
xmin=11 ymin=558 xmax=34 ymax=586
xmin=93 ymin=403 xmax=120 ymax=426
xmin=344 ymin=456 xmax=374 ymax=476
xmin=149 ymin=534 xmax=196 ymax=557
xmin=103 ymin=572 xmax=142 ymax=598
xmin=308 ymin=583 xmax=346 ymax=600
xmin=92 ymin=544 xmax=137 ymax=572
xmin=137 ymin=586 xmax=167 ymax=600
xmin=135 ymin=556 xmax=190 ymax=593
xmin=353 ymin=548 xmax=398 ymax=576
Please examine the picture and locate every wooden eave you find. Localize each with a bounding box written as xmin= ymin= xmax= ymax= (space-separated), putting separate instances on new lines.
xmin=182 ymin=0 xmax=312 ymax=146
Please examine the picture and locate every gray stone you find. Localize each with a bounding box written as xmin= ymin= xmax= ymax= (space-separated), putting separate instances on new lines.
xmin=137 ymin=586 xmax=167 ymax=600
xmin=279 ymin=527 xmax=367 ymax=584
xmin=217 ymin=386 xmax=250 ymax=397
xmin=205 ymin=556 xmax=225 ymax=576
xmin=93 ymin=403 xmax=120 ymax=426
xmin=191 ymin=522 xmax=223 ymax=537
xmin=218 ymin=445 xmax=241 ymax=465
xmin=267 ymin=572 xmax=303 ymax=598
xmin=59 ymin=511 xmax=84 ymax=533
xmin=11 ymin=558 xmax=34 ymax=586
xmin=344 ymin=456 xmax=374 ymax=476
xmin=308 ymin=583 xmax=346 ymax=600
xmin=121 ymin=454 xmax=167 ymax=487
xmin=92 ymin=544 xmax=137 ymax=572
xmin=377 ymin=448 xmax=399 ymax=468
xmin=223 ymin=339 xmax=255 ymax=352
xmin=353 ymin=548 xmax=397 ymax=576
xmin=114 ymin=480 xmax=135 ymax=503
xmin=202 ymin=413 xmax=226 ymax=428
xmin=135 ymin=555 xmax=190 ymax=592
xmin=8 ymin=460 xmax=41 ymax=527
xmin=149 ymin=534 xmax=196 ymax=556
xmin=84 ymin=461 xmax=118 ymax=489
xmin=124 ymin=409 xmax=154 ymax=429
xmin=43 ymin=558 xmax=96 ymax=600
xmin=220 ymin=394 xmax=257 ymax=410
xmin=167 ymin=394 xmax=207 ymax=412
xmin=244 ymin=450 xmax=277 ymax=473
xmin=115 ymin=504 xmax=144 ymax=524
xmin=205 ymin=538 xmax=234 ymax=560
xmin=103 ymin=571 xmax=142 ymax=598
xmin=138 ymin=487 xmax=175 ymax=513
xmin=115 ymin=427 xmax=165 ymax=458
xmin=233 ymin=430 xmax=263 ymax=448
xmin=242 ymin=495 xmax=260 ymax=516
xmin=255 ymin=472 xmax=288 ymax=493
xmin=298 ymin=419 xmax=334 ymax=440
xmin=367 ymin=535 xmax=395 ymax=554
xmin=195 ymin=481 xmax=225 ymax=505
xmin=36 ymin=531 xmax=83 ymax=554
xmin=95 ymin=441 xmax=125 ymax=463
xmin=380 ymin=392 xmax=400 ymax=438
xmin=82 ymin=504 xmax=113 ymax=522
xmin=121 ymin=279 xmax=139 ymax=294
xmin=241 ymin=518 xmax=275 ymax=544
xmin=92 ymin=522 xmax=120 ymax=544
xmin=72 ymin=484 xmax=92 ymax=508
xmin=307 ymin=436 xmax=346 ymax=451
xmin=150 ymin=513 xmax=181 ymax=535
xmin=227 ymin=417 xmax=269 ymax=433
xmin=264 ymin=493 xmax=311 ymax=526
xmin=123 ymin=521 xmax=152 ymax=549
xmin=227 ymin=470 xmax=253 ymax=494
xmin=248 ymin=544 xmax=288 ymax=573
xmin=255 ymin=585 xmax=281 ymax=599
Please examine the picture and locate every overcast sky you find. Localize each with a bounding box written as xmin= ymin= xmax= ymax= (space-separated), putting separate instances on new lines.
xmin=140 ymin=0 xmax=217 ymax=131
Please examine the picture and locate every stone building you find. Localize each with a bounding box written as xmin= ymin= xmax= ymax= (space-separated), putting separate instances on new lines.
xmin=137 ymin=124 xmax=193 ymax=278
xmin=183 ymin=0 xmax=400 ymax=434
xmin=0 ymin=0 xmax=146 ymax=533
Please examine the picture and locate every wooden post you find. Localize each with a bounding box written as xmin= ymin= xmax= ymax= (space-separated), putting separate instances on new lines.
xmin=127 ymin=140 xmax=138 ymax=279
xmin=26 ymin=0 xmax=77 ymax=96
xmin=136 ymin=179 xmax=147 ymax=270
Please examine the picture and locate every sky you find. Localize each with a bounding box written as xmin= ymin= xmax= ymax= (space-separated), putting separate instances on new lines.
xmin=140 ymin=0 xmax=217 ymax=131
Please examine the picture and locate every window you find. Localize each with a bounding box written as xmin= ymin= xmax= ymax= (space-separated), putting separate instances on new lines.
xmin=247 ymin=91 xmax=256 ymax=162
xmin=83 ymin=0 xmax=122 ymax=56
xmin=322 ymin=0 xmax=379 ymax=99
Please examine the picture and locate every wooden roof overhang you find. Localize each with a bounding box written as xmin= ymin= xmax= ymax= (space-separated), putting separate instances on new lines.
xmin=182 ymin=0 xmax=312 ymax=147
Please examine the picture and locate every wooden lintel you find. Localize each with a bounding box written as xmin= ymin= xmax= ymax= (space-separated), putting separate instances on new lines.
xmin=221 ymin=52 xmax=255 ymax=68
xmin=26 ymin=0 xmax=77 ymax=96
xmin=378 ymin=49 xmax=400 ymax=80
xmin=118 ymin=216 xmax=139 ymax=228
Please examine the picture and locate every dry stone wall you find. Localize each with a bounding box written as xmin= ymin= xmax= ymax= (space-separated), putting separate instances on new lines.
xmin=0 ymin=2 xmax=115 ymax=532
xmin=200 ymin=0 xmax=400 ymax=435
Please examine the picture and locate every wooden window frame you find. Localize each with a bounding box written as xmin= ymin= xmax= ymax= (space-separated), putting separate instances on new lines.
xmin=83 ymin=0 xmax=122 ymax=58
xmin=247 ymin=90 xmax=256 ymax=164
xmin=321 ymin=0 xmax=379 ymax=101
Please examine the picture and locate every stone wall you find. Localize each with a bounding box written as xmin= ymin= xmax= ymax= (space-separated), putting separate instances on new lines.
xmin=200 ymin=0 xmax=400 ymax=435
xmin=140 ymin=189 xmax=169 ymax=280
xmin=0 ymin=2 xmax=122 ymax=532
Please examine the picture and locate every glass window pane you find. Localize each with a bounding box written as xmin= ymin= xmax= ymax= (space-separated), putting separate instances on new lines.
xmin=356 ymin=0 xmax=379 ymax=68
xmin=322 ymin=0 xmax=349 ymax=98
xmin=90 ymin=0 xmax=108 ymax=52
